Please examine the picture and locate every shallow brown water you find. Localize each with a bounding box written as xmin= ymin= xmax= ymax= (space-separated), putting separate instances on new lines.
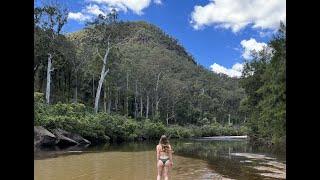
xmin=34 ymin=139 xmax=285 ymax=180
xmin=35 ymin=150 xmax=227 ymax=180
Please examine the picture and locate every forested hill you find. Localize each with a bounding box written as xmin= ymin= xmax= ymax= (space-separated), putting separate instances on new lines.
xmin=35 ymin=4 xmax=285 ymax=146
xmin=35 ymin=20 xmax=245 ymax=126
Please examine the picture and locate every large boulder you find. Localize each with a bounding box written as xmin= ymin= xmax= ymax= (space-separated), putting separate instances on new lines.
xmin=52 ymin=129 xmax=79 ymax=147
xmin=52 ymin=128 xmax=91 ymax=146
xmin=63 ymin=132 xmax=91 ymax=145
xmin=34 ymin=126 xmax=58 ymax=148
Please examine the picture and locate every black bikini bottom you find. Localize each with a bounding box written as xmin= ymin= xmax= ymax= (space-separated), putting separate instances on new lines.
xmin=159 ymin=158 xmax=169 ymax=165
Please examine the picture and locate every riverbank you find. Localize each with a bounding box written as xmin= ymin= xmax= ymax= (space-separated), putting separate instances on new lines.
xmin=35 ymin=101 xmax=249 ymax=145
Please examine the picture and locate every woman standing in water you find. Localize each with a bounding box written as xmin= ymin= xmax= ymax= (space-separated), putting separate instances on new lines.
xmin=156 ymin=135 xmax=173 ymax=180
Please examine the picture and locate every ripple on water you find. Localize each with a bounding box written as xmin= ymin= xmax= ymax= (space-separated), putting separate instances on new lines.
xmin=231 ymin=152 xmax=286 ymax=179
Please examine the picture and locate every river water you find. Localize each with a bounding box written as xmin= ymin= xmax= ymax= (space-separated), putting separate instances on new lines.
xmin=34 ymin=138 xmax=286 ymax=180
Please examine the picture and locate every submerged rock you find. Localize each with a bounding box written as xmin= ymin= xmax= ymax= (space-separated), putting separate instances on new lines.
xmin=34 ymin=126 xmax=58 ymax=148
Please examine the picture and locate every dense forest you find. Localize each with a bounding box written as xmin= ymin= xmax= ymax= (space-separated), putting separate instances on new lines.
xmin=34 ymin=4 xmax=285 ymax=146
xmin=240 ymin=23 xmax=286 ymax=145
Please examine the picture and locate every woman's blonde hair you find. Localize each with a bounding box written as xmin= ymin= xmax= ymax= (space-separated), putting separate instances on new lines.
xmin=159 ymin=135 xmax=171 ymax=153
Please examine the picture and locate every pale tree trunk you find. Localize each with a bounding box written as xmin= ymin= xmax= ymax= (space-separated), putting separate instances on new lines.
xmin=92 ymin=75 xmax=95 ymax=102
xmin=151 ymin=101 xmax=154 ymax=118
xmin=103 ymin=82 xmax=107 ymax=113
xmin=166 ymin=103 xmax=169 ymax=126
xmin=146 ymin=94 xmax=149 ymax=119
xmin=94 ymin=40 xmax=110 ymax=113
xmin=155 ymin=98 xmax=161 ymax=118
xmin=46 ymin=53 xmax=54 ymax=104
xmin=166 ymin=103 xmax=175 ymax=126
xmin=107 ymin=86 xmax=111 ymax=114
xmin=115 ymin=89 xmax=118 ymax=112
xmin=172 ymin=102 xmax=176 ymax=124
xmin=72 ymin=56 xmax=86 ymax=103
xmin=34 ymin=64 xmax=39 ymax=76
xmin=154 ymin=72 xmax=161 ymax=118
xmin=140 ymin=95 xmax=143 ymax=117
xmin=134 ymin=80 xmax=138 ymax=118
xmin=126 ymin=72 xmax=129 ymax=116
xmin=74 ymin=73 xmax=78 ymax=103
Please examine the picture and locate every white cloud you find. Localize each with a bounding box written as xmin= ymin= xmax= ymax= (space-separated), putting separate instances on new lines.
xmin=240 ymin=38 xmax=267 ymax=59
xmin=85 ymin=4 xmax=106 ymax=16
xmin=190 ymin=0 xmax=286 ymax=32
xmin=68 ymin=0 xmax=155 ymax=22
xmin=259 ymin=30 xmax=276 ymax=38
xmin=68 ymin=4 xmax=113 ymax=22
xmin=89 ymin=0 xmax=152 ymax=15
xmin=210 ymin=62 xmax=244 ymax=78
xmin=154 ymin=0 xmax=162 ymax=5
xmin=68 ymin=12 xmax=92 ymax=22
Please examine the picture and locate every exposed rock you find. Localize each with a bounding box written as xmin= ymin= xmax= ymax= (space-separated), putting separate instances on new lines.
xmin=69 ymin=133 xmax=91 ymax=144
xmin=52 ymin=129 xmax=79 ymax=147
xmin=34 ymin=126 xmax=58 ymax=148
xmin=55 ymin=129 xmax=90 ymax=145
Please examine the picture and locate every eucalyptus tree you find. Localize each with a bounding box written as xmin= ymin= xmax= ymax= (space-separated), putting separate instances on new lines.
xmin=34 ymin=2 xmax=68 ymax=104
xmin=84 ymin=10 xmax=143 ymax=113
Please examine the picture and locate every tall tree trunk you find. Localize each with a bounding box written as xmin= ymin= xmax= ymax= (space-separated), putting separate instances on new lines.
xmin=33 ymin=64 xmax=39 ymax=79
xmin=103 ymin=82 xmax=107 ymax=113
xmin=172 ymin=102 xmax=176 ymax=124
xmin=166 ymin=103 xmax=169 ymax=126
xmin=68 ymin=72 xmax=71 ymax=102
xmin=115 ymin=89 xmax=118 ymax=112
xmin=155 ymin=98 xmax=161 ymax=118
xmin=74 ymin=73 xmax=78 ymax=103
xmin=134 ymin=80 xmax=138 ymax=118
xmin=107 ymin=86 xmax=111 ymax=114
xmin=92 ymin=75 xmax=95 ymax=103
xmin=94 ymin=40 xmax=110 ymax=113
xmin=146 ymin=94 xmax=149 ymax=119
xmin=46 ymin=53 xmax=54 ymax=104
xmin=140 ymin=95 xmax=143 ymax=117
xmin=126 ymin=71 xmax=129 ymax=116
xmin=151 ymin=101 xmax=154 ymax=118
xmin=155 ymin=72 xmax=161 ymax=118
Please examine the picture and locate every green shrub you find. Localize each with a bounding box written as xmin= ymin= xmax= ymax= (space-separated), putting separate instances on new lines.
xmin=140 ymin=119 xmax=166 ymax=140
xmin=34 ymin=99 xmax=249 ymax=143
xmin=166 ymin=125 xmax=193 ymax=138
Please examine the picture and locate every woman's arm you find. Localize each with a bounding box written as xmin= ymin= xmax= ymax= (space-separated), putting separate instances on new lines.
xmin=169 ymin=145 xmax=173 ymax=165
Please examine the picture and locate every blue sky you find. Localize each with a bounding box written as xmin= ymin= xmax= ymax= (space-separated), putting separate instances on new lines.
xmin=35 ymin=0 xmax=286 ymax=77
